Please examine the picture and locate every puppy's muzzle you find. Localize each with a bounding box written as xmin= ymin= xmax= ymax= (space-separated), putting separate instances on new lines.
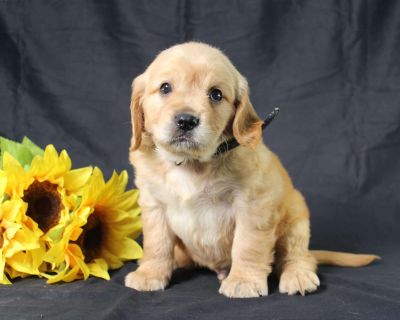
xmin=175 ymin=113 xmax=200 ymax=132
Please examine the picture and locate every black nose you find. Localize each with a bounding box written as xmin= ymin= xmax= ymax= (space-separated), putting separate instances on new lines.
xmin=175 ymin=113 xmax=200 ymax=131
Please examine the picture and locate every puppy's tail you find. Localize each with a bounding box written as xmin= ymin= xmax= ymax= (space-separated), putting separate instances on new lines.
xmin=311 ymin=250 xmax=381 ymax=267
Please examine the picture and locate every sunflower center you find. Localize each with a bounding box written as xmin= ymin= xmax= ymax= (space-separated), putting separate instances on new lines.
xmin=77 ymin=213 xmax=103 ymax=263
xmin=23 ymin=180 xmax=63 ymax=233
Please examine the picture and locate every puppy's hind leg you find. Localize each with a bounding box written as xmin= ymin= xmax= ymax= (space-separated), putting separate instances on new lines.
xmin=174 ymin=240 xmax=195 ymax=269
xmin=276 ymin=190 xmax=320 ymax=296
xmin=174 ymin=241 xmax=229 ymax=281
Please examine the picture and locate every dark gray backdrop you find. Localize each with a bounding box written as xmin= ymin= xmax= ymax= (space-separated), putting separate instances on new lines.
xmin=0 ymin=1 xmax=399 ymax=319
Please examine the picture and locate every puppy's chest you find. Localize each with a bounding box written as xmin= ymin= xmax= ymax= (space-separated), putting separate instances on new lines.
xmin=167 ymin=197 xmax=234 ymax=249
xmin=156 ymin=168 xmax=237 ymax=262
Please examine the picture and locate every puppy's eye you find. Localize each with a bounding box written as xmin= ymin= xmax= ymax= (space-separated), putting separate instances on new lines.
xmin=160 ymin=82 xmax=172 ymax=95
xmin=209 ymin=88 xmax=223 ymax=102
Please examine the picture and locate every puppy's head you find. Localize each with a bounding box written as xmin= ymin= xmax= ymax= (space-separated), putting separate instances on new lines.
xmin=130 ymin=42 xmax=263 ymax=163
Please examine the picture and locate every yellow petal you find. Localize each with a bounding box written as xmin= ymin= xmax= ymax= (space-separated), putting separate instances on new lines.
xmin=14 ymin=229 xmax=42 ymax=251
xmin=60 ymin=265 xmax=83 ymax=282
xmin=1 ymin=200 xmax=24 ymax=222
xmin=64 ymin=167 xmax=93 ymax=194
xmin=127 ymin=219 xmax=143 ymax=240
xmin=5 ymin=265 xmax=29 ymax=280
xmin=106 ymin=237 xmax=143 ymax=262
xmin=43 ymin=241 xmax=66 ymax=264
xmin=2 ymin=222 xmax=20 ymax=241
xmin=2 ymin=152 xmax=31 ymax=197
xmin=88 ymin=258 xmax=110 ymax=280
xmin=45 ymin=263 xmax=69 ymax=284
xmin=98 ymin=171 xmax=127 ymax=205
xmin=107 ymin=189 xmax=140 ymax=211
xmin=5 ymin=240 xmax=26 ymax=258
xmin=0 ymin=275 xmax=12 ymax=285
xmin=30 ymin=145 xmax=71 ymax=184
xmin=104 ymin=215 xmax=142 ymax=237
xmin=0 ymin=171 xmax=7 ymax=199
xmin=2 ymin=152 xmax=23 ymax=171
xmin=69 ymin=226 xmax=83 ymax=242
xmin=100 ymin=208 xmax=130 ymax=223
xmin=67 ymin=244 xmax=89 ymax=279
xmin=58 ymin=150 xmax=72 ymax=172
xmin=81 ymin=167 xmax=104 ymax=206
xmin=0 ymin=256 xmax=11 ymax=284
xmin=6 ymin=249 xmax=43 ymax=275
xmin=100 ymin=249 xmax=123 ymax=270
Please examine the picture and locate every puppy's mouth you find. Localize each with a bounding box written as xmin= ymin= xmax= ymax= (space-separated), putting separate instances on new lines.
xmin=156 ymin=129 xmax=219 ymax=163
xmin=170 ymin=133 xmax=200 ymax=149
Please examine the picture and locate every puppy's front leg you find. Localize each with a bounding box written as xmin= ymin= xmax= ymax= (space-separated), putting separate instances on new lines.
xmin=219 ymin=207 xmax=277 ymax=298
xmin=125 ymin=203 xmax=175 ymax=291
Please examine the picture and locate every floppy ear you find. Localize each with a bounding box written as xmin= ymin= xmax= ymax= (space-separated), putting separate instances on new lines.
xmin=130 ymin=74 xmax=145 ymax=151
xmin=232 ymin=77 xmax=263 ymax=148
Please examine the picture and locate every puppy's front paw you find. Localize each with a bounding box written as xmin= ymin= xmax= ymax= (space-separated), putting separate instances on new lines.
xmin=219 ymin=275 xmax=268 ymax=298
xmin=279 ymin=269 xmax=320 ymax=296
xmin=125 ymin=269 xmax=169 ymax=292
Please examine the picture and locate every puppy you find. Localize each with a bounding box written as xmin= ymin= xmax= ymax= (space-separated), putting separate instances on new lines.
xmin=125 ymin=42 xmax=379 ymax=298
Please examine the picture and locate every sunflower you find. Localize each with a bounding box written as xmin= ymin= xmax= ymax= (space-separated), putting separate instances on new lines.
xmin=0 ymin=145 xmax=92 ymax=282
xmin=1 ymin=140 xmax=142 ymax=284
xmin=2 ymin=145 xmax=92 ymax=235
xmin=43 ymin=167 xmax=142 ymax=283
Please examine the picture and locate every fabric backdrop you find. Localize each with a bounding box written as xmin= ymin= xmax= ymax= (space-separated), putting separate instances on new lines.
xmin=0 ymin=0 xmax=399 ymax=319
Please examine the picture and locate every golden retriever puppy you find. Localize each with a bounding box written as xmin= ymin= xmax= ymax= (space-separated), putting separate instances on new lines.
xmin=125 ymin=42 xmax=379 ymax=298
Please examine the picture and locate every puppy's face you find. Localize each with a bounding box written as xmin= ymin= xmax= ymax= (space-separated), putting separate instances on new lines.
xmin=130 ymin=43 xmax=263 ymax=163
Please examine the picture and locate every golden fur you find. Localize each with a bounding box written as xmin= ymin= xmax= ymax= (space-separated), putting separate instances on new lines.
xmin=125 ymin=42 xmax=379 ymax=298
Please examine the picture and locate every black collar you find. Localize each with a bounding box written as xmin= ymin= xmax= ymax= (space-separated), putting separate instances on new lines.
xmin=213 ymin=107 xmax=280 ymax=157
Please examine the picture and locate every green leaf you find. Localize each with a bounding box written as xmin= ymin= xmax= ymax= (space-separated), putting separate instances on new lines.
xmin=21 ymin=136 xmax=44 ymax=157
xmin=0 ymin=137 xmax=33 ymax=170
xmin=46 ymin=224 xmax=66 ymax=242
xmin=0 ymin=136 xmax=44 ymax=170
